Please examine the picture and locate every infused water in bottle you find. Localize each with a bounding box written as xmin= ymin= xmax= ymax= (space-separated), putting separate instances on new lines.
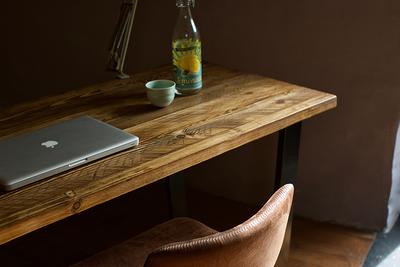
xmin=173 ymin=0 xmax=202 ymax=95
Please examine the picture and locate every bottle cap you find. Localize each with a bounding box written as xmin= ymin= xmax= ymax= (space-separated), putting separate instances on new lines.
xmin=176 ymin=0 xmax=195 ymax=8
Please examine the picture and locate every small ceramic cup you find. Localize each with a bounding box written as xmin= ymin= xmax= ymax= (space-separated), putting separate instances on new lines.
xmin=145 ymin=80 xmax=176 ymax=108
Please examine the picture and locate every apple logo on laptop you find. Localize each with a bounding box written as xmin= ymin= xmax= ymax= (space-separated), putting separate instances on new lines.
xmin=41 ymin=140 xmax=59 ymax=149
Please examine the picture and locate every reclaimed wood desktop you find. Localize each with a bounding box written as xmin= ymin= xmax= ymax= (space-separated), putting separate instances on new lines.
xmin=0 ymin=65 xmax=336 ymax=246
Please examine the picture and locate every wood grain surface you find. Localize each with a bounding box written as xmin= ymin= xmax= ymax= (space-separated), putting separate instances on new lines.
xmin=0 ymin=64 xmax=337 ymax=245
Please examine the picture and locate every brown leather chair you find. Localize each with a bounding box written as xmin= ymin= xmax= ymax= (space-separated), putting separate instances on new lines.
xmin=73 ymin=184 xmax=294 ymax=267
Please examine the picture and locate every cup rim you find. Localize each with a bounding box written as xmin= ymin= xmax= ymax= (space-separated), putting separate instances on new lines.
xmin=146 ymin=80 xmax=176 ymax=90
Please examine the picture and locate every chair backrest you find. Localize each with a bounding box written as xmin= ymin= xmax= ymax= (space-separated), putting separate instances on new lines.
xmin=145 ymin=184 xmax=294 ymax=267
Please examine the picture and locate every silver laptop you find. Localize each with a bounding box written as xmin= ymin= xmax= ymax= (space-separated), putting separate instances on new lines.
xmin=0 ymin=116 xmax=139 ymax=191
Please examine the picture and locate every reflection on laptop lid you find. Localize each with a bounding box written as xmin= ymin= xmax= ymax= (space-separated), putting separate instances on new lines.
xmin=0 ymin=116 xmax=139 ymax=191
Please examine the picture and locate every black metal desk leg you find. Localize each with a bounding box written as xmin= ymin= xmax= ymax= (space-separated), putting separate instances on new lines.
xmin=275 ymin=122 xmax=302 ymax=266
xmin=168 ymin=173 xmax=188 ymax=218
xmin=275 ymin=122 xmax=302 ymax=189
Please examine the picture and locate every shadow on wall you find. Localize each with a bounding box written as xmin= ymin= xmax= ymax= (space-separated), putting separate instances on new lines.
xmin=191 ymin=0 xmax=400 ymax=230
xmin=0 ymin=1 xmax=175 ymax=107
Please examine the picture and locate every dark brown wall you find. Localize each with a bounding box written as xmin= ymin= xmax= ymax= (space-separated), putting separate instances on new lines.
xmin=1 ymin=1 xmax=399 ymax=230
xmin=193 ymin=0 xmax=400 ymax=229
xmin=0 ymin=1 xmax=175 ymax=107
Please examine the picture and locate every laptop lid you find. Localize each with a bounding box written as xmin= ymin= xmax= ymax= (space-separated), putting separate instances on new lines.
xmin=0 ymin=116 xmax=139 ymax=191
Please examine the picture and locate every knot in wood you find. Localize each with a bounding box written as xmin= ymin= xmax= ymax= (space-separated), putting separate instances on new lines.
xmin=72 ymin=199 xmax=82 ymax=212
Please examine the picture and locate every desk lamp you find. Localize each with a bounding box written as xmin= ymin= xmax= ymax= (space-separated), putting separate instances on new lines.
xmin=108 ymin=0 xmax=138 ymax=79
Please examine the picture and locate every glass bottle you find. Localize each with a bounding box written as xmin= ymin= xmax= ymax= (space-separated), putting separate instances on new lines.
xmin=173 ymin=0 xmax=202 ymax=95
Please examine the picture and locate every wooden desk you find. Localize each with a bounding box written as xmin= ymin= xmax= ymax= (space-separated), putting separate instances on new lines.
xmin=0 ymin=64 xmax=336 ymax=246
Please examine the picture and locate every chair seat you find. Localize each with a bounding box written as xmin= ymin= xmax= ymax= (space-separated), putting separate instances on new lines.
xmin=72 ymin=217 xmax=218 ymax=267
